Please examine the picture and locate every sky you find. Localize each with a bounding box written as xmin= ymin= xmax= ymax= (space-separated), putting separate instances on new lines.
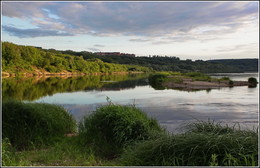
xmin=1 ymin=1 xmax=259 ymax=60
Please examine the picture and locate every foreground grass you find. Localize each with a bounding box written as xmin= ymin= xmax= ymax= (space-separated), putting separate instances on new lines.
xmin=78 ymin=103 xmax=163 ymax=158
xmin=119 ymin=120 xmax=258 ymax=166
xmin=3 ymin=100 xmax=76 ymax=150
xmin=2 ymin=101 xmax=258 ymax=166
xmin=2 ymin=136 xmax=118 ymax=166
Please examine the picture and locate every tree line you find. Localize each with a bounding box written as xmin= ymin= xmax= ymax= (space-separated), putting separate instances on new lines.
xmin=2 ymin=42 xmax=258 ymax=74
xmin=54 ymin=49 xmax=258 ymax=73
xmin=2 ymin=42 xmax=150 ymax=74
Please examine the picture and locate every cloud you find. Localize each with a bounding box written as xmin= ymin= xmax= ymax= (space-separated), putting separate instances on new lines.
xmin=129 ymin=38 xmax=150 ymax=42
xmin=94 ymin=44 xmax=104 ymax=47
xmin=2 ymin=2 xmax=48 ymax=18
xmin=216 ymin=43 xmax=258 ymax=53
xmin=88 ymin=48 xmax=100 ymax=52
xmin=2 ymin=1 xmax=258 ymax=40
xmin=3 ymin=25 xmax=73 ymax=38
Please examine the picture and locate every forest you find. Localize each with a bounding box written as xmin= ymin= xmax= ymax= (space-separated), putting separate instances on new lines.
xmin=53 ymin=48 xmax=258 ymax=73
xmin=2 ymin=42 xmax=258 ymax=74
xmin=2 ymin=42 xmax=150 ymax=75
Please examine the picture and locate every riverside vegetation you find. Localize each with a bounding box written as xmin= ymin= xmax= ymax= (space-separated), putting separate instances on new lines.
xmin=2 ymin=42 xmax=150 ymax=76
xmin=2 ymin=42 xmax=258 ymax=77
xmin=2 ymin=100 xmax=258 ymax=166
xmin=148 ymin=72 xmax=258 ymax=90
xmin=2 ymin=73 xmax=149 ymax=101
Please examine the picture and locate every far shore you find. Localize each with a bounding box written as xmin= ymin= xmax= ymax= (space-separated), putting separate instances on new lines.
xmin=1 ymin=71 xmax=144 ymax=78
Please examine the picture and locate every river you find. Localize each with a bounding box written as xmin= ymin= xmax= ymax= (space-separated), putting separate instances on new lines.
xmin=2 ymin=73 xmax=258 ymax=133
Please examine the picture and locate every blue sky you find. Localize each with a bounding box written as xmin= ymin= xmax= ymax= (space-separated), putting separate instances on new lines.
xmin=2 ymin=1 xmax=259 ymax=60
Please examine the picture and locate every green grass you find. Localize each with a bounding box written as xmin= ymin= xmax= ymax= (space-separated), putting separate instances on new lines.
xmin=184 ymin=72 xmax=212 ymax=81
xmin=2 ymin=136 xmax=111 ymax=166
xmin=2 ymin=100 xmax=77 ymax=150
xmin=119 ymin=120 xmax=258 ymax=166
xmin=2 ymin=102 xmax=258 ymax=166
xmin=78 ymin=103 xmax=164 ymax=158
xmin=168 ymin=76 xmax=183 ymax=84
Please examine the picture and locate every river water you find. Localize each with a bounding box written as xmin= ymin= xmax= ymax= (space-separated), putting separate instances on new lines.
xmin=2 ymin=73 xmax=258 ymax=133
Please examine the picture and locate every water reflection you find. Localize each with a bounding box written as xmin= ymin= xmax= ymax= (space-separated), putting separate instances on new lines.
xmin=2 ymin=73 xmax=149 ymax=101
xmin=2 ymin=73 xmax=258 ymax=133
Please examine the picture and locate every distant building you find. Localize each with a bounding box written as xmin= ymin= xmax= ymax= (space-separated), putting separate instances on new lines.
xmin=95 ymin=52 xmax=135 ymax=57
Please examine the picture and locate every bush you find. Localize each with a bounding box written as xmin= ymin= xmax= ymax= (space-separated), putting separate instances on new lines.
xmin=2 ymin=100 xmax=77 ymax=150
xmin=229 ymin=80 xmax=234 ymax=86
xmin=119 ymin=121 xmax=258 ymax=166
xmin=248 ymin=77 xmax=258 ymax=87
xmin=78 ymin=104 xmax=164 ymax=158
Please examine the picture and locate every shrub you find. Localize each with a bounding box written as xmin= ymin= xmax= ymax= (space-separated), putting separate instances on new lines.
xmin=78 ymin=104 xmax=164 ymax=158
xmin=228 ymin=80 xmax=234 ymax=87
xmin=2 ymin=100 xmax=77 ymax=150
xmin=119 ymin=121 xmax=258 ymax=166
xmin=248 ymin=77 xmax=258 ymax=87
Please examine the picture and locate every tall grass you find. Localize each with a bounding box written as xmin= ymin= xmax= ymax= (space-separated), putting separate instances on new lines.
xmin=2 ymin=100 xmax=77 ymax=150
xmin=2 ymin=101 xmax=258 ymax=166
xmin=2 ymin=138 xmax=16 ymax=166
xmin=78 ymin=103 xmax=164 ymax=158
xmin=119 ymin=120 xmax=258 ymax=166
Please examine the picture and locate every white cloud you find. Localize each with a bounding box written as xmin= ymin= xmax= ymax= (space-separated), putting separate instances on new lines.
xmin=2 ymin=1 xmax=258 ymax=59
xmin=2 ymin=1 xmax=258 ymax=39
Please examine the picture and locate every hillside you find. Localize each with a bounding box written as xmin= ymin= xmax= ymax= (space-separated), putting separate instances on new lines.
xmin=2 ymin=42 xmax=258 ymax=75
xmin=207 ymin=59 xmax=258 ymax=72
xmin=2 ymin=42 xmax=150 ymax=76
xmin=50 ymin=49 xmax=258 ymax=73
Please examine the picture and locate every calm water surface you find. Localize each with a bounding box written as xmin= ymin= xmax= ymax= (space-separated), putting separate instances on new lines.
xmin=3 ymin=73 xmax=258 ymax=133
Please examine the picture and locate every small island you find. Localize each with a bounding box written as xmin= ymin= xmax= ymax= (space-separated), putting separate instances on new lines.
xmin=149 ymin=72 xmax=258 ymax=91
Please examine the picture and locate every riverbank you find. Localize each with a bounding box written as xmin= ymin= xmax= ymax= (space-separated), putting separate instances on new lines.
xmin=1 ymin=70 xmax=144 ymax=78
xmin=163 ymin=78 xmax=250 ymax=90
xmin=148 ymin=72 xmax=258 ymax=91
xmin=2 ymin=101 xmax=258 ymax=166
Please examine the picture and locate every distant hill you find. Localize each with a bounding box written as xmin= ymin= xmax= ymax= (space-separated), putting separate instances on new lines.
xmin=55 ymin=49 xmax=258 ymax=73
xmin=2 ymin=42 xmax=258 ymax=74
xmin=207 ymin=59 xmax=258 ymax=72
xmin=59 ymin=49 xmax=259 ymax=73
xmin=1 ymin=42 xmax=150 ymax=75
